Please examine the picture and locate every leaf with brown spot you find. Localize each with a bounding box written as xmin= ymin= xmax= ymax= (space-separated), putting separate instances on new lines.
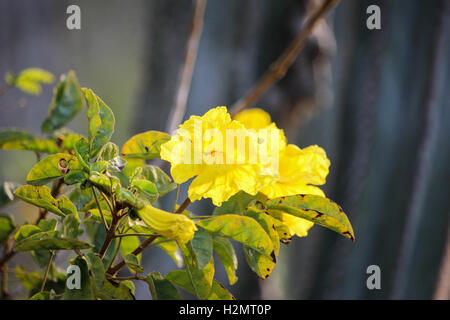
xmin=122 ymin=131 xmax=171 ymax=160
xmin=26 ymin=153 xmax=84 ymax=185
xmin=266 ymin=194 xmax=355 ymax=241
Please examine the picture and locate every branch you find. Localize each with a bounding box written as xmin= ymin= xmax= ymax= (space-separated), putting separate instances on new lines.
xmin=229 ymin=0 xmax=340 ymax=117
xmin=166 ymin=0 xmax=208 ymax=133
xmin=106 ymin=235 xmax=158 ymax=276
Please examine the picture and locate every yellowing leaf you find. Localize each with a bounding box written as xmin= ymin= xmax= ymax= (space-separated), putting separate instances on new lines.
xmin=196 ymin=214 xmax=275 ymax=260
xmin=122 ymin=130 xmax=171 ymax=160
xmin=266 ymin=194 xmax=355 ymax=241
xmin=26 ymin=153 xmax=84 ymax=185
xmin=0 ymin=129 xmax=59 ymax=154
xmin=9 ymin=68 xmax=54 ymax=95
xmin=178 ymin=242 xmax=214 ymax=299
xmin=212 ymin=236 xmax=238 ymax=285
xmin=14 ymin=185 xmax=76 ymax=217
xmin=14 ymin=237 xmax=91 ymax=252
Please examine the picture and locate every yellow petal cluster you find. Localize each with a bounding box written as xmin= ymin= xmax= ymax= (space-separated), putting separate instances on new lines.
xmin=235 ymin=108 xmax=330 ymax=237
xmin=161 ymin=106 xmax=331 ymax=238
xmin=161 ymin=107 xmax=264 ymax=206
xmin=137 ymin=204 xmax=197 ymax=243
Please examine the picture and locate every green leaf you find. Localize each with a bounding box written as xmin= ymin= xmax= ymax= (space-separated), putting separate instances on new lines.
xmin=85 ymin=252 xmax=105 ymax=290
xmin=0 ymin=214 xmax=15 ymax=244
xmin=9 ymin=68 xmax=54 ymax=95
xmin=37 ymin=218 xmax=57 ymax=232
xmin=196 ymin=214 xmax=275 ymax=260
xmin=115 ymin=184 xmax=136 ymax=206
xmin=123 ymin=254 xmax=144 ymax=273
xmin=96 ymin=279 xmax=135 ymax=300
xmin=60 ymin=214 xmax=82 ymax=238
xmin=41 ymin=71 xmax=83 ymax=133
xmin=14 ymin=225 xmax=42 ymax=242
xmin=213 ymin=191 xmax=267 ymax=216
xmin=266 ymin=194 xmax=355 ymax=241
xmin=88 ymin=172 xmax=119 ymax=192
xmin=165 ymin=270 xmax=194 ymax=293
xmin=140 ymin=166 xmax=177 ymax=196
xmin=14 ymin=185 xmax=77 ymax=217
xmin=212 ymin=236 xmax=238 ymax=285
xmin=97 ymin=142 xmax=119 ymax=161
xmin=14 ymin=237 xmax=91 ymax=252
xmin=15 ymin=265 xmax=42 ymax=290
xmin=0 ymin=129 xmax=59 ymax=153
xmin=178 ymin=242 xmax=214 ymax=299
xmin=131 ymin=179 xmax=158 ymax=200
xmin=0 ymin=181 xmax=21 ymax=208
xmin=26 ymin=153 xmax=84 ymax=185
xmin=144 ymin=272 xmax=181 ymax=300
xmin=121 ymin=131 xmax=170 ymax=160
xmin=64 ymin=170 xmax=89 ymax=185
xmin=68 ymin=186 xmax=93 ymax=210
xmin=207 ymin=281 xmax=234 ymax=300
xmin=54 ymin=131 xmax=85 ymax=151
xmin=63 ymin=256 xmax=95 ymax=300
xmin=191 ymin=229 xmax=213 ymax=270
xmin=74 ymin=138 xmax=90 ymax=172
xmin=83 ymin=88 xmax=115 ymax=159
xmin=165 ymin=270 xmax=232 ymax=300
xmin=29 ymin=291 xmax=55 ymax=300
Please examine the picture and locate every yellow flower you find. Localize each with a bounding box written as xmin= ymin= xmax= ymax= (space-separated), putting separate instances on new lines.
xmin=281 ymin=213 xmax=314 ymax=237
xmin=260 ymin=144 xmax=330 ymax=199
xmin=234 ymin=108 xmax=330 ymax=238
xmin=161 ymin=106 xmax=264 ymax=206
xmin=233 ymin=108 xmax=272 ymax=129
xmin=137 ymin=204 xmax=197 ymax=243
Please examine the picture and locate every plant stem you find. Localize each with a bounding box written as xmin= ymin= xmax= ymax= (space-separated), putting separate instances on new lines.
xmin=92 ymin=187 xmax=110 ymax=231
xmin=172 ymin=184 xmax=180 ymax=212
xmin=98 ymin=214 xmax=120 ymax=259
xmin=40 ymin=250 xmax=55 ymax=293
xmin=175 ymin=197 xmax=191 ymax=214
xmin=229 ymin=0 xmax=340 ymax=116
xmin=114 ymin=233 xmax=158 ymax=238
xmin=106 ymin=235 xmax=158 ymax=276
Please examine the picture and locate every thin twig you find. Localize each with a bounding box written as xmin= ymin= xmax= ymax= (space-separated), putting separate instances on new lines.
xmin=114 ymin=233 xmax=158 ymax=238
xmin=175 ymin=197 xmax=191 ymax=214
xmin=107 ymin=235 xmax=158 ymax=276
xmin=92 ymin=187 xmax=109 ymax=231
xmin=166 ymin=0 xmax=208 ymax=133
xmin=172 ymin=184 xmax=180 ymax=212
xmin=100 ymin=191 xmax=115 ymax=216
xmin=40 ymin=250 xmax=55 ymax=293
xmin=229 ymin=0 xmax=340 ymax=117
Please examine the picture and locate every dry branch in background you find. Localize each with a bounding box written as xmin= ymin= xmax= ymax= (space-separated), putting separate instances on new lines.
xmin=229 ymin=0 xmax=340 ymax=117
xmin=166 ymin=0 xmax=207 ymax=133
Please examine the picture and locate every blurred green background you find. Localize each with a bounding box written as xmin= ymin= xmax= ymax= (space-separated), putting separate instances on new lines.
xmin=0 ymin=0 xmax=449 ymax=299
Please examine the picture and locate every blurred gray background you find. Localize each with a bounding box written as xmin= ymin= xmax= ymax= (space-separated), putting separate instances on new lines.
xmin=0 ymin=0 xmax=449 ymax=299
